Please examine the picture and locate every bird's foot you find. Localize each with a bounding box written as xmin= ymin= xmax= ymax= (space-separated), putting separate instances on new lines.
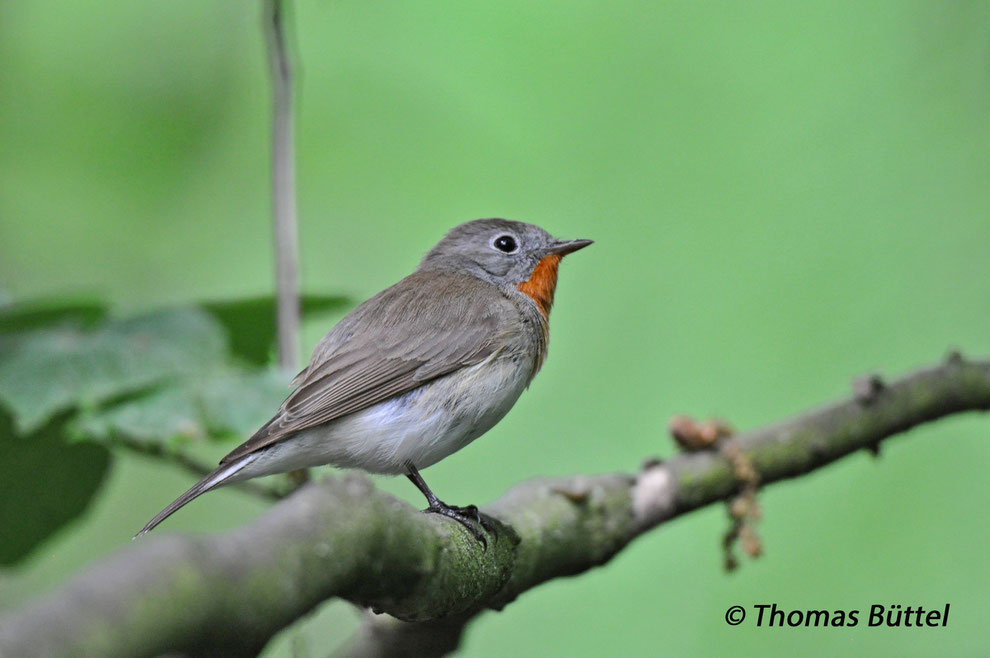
xmin=425 ymin=500 xmax=497 ymax=551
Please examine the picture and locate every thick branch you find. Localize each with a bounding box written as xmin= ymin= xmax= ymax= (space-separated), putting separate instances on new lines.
xmin=339 ymin=611 xmax=473 ymax=658
xmin=1 ymin=356 xmax=987 ymax=657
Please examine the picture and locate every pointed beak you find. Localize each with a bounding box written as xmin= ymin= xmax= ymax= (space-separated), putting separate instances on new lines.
xmin=546 ymin=238 xmax=593 ymax=256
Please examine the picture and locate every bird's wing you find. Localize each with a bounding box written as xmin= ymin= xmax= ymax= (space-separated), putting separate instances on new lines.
xmin=220 ymin=272 xmax=508 ymax=464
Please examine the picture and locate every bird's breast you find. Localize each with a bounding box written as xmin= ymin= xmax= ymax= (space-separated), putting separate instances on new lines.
xmin=517 ymin=254 xmax=561 ymax=319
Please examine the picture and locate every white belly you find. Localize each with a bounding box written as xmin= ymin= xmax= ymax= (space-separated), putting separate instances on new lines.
xmin=236 ymin=355 xmax=532 ymax=477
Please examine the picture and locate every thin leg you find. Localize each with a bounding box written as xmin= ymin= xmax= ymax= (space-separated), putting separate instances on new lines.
xmin=405 ymin=462 xmax=494 ymax=549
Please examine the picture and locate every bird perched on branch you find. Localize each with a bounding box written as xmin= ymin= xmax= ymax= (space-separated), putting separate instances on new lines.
xmin=138 ymin=219 xmax=592 ymax=545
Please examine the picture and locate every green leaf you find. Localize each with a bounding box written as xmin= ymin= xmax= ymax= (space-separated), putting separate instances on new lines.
xmin=199 ymin=367 xmax=290 ymax=438
xmin=0 ymin=411 xmax=111 ymax=565
xmin=74 ymin=367 xmax=290 ymax=448
xmin=0 ymin=298 xmax=108 ymax=334
xmin=0 ymin=308 xmax=227 ymax=434
xmin=202 ymin=294 xmax=349 ymax=366
xmin=74 ymin=385 xmax=204 ymax=447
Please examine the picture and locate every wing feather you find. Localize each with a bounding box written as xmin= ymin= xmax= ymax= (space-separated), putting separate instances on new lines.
xmin=220 ymin=272 xmax=507 ymax=464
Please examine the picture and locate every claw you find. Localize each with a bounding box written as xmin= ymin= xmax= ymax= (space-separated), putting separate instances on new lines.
xmin=425 ymin=500 xmax=491 ymax=550
xmin=404 ymin=462 xmax=496 ymax=550
xmin=451 ymin=503 xmax=498 ymax=544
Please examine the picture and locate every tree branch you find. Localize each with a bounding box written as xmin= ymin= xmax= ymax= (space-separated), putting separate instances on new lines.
xmin=1 ymin=355 xmax=987 ymax=657
xmin=337 ymin=611 xmax=474 ymax=658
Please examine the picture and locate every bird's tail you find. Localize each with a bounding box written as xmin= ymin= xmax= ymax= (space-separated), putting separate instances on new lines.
xmin=134 ymin=453 xmax=259 ymax=537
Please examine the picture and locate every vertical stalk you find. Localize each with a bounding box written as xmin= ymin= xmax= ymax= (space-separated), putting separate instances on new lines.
xmin=265 ymin=0 xmax=308 ymax=485
xmin=265 ymin=0 xmax=300 ymax=374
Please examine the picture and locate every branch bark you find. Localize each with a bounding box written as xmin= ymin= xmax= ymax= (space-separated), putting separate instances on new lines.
xmin=1 ymin=355 xmax=987 ymax=657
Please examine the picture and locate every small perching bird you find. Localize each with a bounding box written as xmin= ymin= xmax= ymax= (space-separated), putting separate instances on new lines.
xmin=138 ymin=219 xmax=592 ymax=544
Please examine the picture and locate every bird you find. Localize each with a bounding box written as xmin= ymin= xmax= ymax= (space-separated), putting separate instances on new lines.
xmin=137 ymin=218 xmax=592 ymax=543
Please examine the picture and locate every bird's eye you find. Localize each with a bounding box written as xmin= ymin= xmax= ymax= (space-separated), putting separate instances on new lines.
xmin=492 ymin=235 xmax=518 ymax=253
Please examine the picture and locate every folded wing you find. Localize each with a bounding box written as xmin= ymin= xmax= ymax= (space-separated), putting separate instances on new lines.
xmin=220 ymin=272 xmax=506 ymax=464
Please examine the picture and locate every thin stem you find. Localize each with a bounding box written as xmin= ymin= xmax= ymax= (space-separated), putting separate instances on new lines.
xmin=265 ymin=0 xmax=300 ymax=375
xmin=265 ymin=0 xmax=309 ymax=486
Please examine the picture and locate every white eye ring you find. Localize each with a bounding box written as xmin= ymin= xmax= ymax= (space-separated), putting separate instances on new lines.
xmin=491 ymin=234 xmax=519 ymax=254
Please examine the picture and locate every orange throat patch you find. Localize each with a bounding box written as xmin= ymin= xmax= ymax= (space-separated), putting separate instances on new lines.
xmin=517 ymin=254 xmax=561 ymax=318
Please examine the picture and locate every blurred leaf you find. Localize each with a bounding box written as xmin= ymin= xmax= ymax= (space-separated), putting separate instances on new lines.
xmin=0 ymin=308 xmax=226 ymax=434
xmin=75 ymin=366 xmax=289 ymax=448
xmin=199 ymin=367 xmax=289 ymax=437
xmin=0 ymin=298 xmax=108 ymax=334
xmin=202 ymin=294 xmax=349 ymax=366
xmin=74 ymin=385 xmax=203 ymax=448
xmin=0 ymin=411 xmax=111 ymax=565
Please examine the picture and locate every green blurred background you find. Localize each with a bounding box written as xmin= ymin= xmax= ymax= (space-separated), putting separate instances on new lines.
xmin=2 ymin=1 xmax=989 ymax=655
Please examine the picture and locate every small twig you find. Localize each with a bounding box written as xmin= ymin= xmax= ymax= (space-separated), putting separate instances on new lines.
xmin=667 ymin=416 xmax=762 ymax=570
xmin=119 ymin=437 xmax=283 ymax=501
xmin=265 ymin=0 xmax=300 ymax=375
xmin=720 ymin=438 xmax=762 ymax=571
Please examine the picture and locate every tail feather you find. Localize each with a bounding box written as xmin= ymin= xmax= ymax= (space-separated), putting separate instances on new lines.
xmin=134 ymin=454 xmax=257 ymax=537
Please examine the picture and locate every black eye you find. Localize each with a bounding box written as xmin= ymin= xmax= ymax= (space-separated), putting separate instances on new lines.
xmin=493 ymin=235 xmax=518 ymax=253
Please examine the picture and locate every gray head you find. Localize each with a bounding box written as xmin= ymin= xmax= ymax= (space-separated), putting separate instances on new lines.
xmin=418 ymin=218 xmax=592 ymax=286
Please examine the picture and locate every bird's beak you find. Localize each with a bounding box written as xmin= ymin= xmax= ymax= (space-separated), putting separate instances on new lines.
xmin=546 ymin=238 xmax=593 ymax=256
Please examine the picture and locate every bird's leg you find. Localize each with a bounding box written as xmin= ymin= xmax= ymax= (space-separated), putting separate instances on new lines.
xmin=404 ymin=463 xmax=495 ymax=549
